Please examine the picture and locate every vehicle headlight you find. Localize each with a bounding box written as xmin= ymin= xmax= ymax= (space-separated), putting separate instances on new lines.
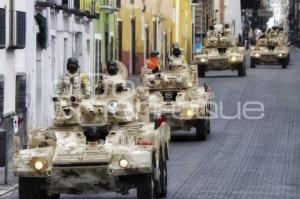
xmin=119 ymin=159 xmax=129 ymax=168
xmin=201 ymin=58 xmax=206 ymax=63
xmin=231 ymin=56 xmax=237 ymax=62
xmin=186 ymin=110 xmax=194 ymax=117
xmin=34 ymin=161 xmax=44 ymax=170
xmin=176 ymin=75 xmax=184 ymax=83
xmin=278 ymin=53 xmax=283 ymax=57
xmin=255 ymin=53 xmax=260 ymax=58
xmin=107 ymin=100 xmax=119 ymax=114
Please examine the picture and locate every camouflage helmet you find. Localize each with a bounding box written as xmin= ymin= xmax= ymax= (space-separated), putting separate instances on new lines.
xmin=150 ymin=50 xmax=159 ymax=57
xmin=67 ymin=57 xmax=79 ymax=73
xmin=107 ymin=60 xmax=119 ymax=76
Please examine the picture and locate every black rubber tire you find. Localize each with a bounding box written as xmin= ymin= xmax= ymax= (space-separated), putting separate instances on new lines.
xmin=196 ymin=119 xmax=208 ymax=141
xmin=207 ymin=119 xmax=211 ymax=135
xmin=198 ymin=65 xmax=206 ymax=78
xmin=250 ymin=58 xmax=256 ymax=68
xmin=19 ymin=178 xmax=60 ymax=199
xmin=281 ymin=58 xmax=288 ymax=69
xmin=136 ymin=174 xmax=154 ymax=199
xmin=157 ymin=149 xmax=167 ymax=198
xmin=238 ymin=62 xmax=246 ymax=77
xmin=137 ymin=153 xmax=158 ymax=199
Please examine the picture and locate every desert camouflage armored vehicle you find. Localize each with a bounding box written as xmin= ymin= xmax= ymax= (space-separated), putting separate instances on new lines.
xmin=250 ymin=27 xmax=290 ymax=68
xmin=142 ymin=58 xmax=212 ymax=141
xmin=13 ymin=62 xmax=170 ymax=199
xmin=193 ymin=24 xmax=246 ymax=77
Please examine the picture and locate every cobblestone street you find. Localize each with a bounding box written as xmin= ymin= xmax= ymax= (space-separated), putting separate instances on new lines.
xmin=3 ymin=48 xmax=300 ymax=199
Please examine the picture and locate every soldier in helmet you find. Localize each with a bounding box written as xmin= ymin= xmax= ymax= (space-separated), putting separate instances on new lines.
xmin=56 ymin=57 xmax=92 ymax=98
xmin=168 ymin=44 xmax=187 ymax=67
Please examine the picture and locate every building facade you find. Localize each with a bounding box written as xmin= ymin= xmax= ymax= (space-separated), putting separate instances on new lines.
xmin=26 ymin=0 xmax=99 ymax=128
xmin=0 ymin=0 xmax=27 ymax=134
xmin=117 ymin=0 xmax=174 ymax=75
xmin=93 ymin=0 xmax=119 ymax=78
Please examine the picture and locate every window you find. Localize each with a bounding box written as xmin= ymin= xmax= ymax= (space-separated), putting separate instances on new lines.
xmin=9 ymin=11 xmax=26 ymax=49
xmin=15 ymin=74 xmax=26 ymax=113
xmin=105 ymin=31 xmax=109 ymax=63
xmin=63 ymin=38 xmax=68 ymax=74
xmin=94 ymin=39 xmax=102 ymax=82
xmin=145 ymin=26 xmax=149 ymax=58
xmin=131 ymin=18 xmax=136 ymax=74
xmin=0 ymin=8 xmax=5 ymax=49
xmin=153 ymin=20 xmax=157 ymax=51
xmin=0 ymin=75 xmax=4 ymax=118
xmin=116 ymin=0 xmax=121 ymax=9
xmin=74 ymin=0 xmax=80 ymax=10
xmin=118 ymin=21 xmax=123 ymax=61
xmin=62 ymin=0 xmax=68 ymax=6
xmin=110 ymin=35 xmax=114 ymax=60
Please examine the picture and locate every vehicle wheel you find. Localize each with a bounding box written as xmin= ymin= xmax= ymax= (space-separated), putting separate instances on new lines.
xmin=137 ymin=153 xmax=158 ymax=199
xmin=196 ymin=119 xmax=208 ymax=141
xmin=198 ymin=65 xmax=206 ymax=78
xmin=165 ymin=143 xmax=169 ymax=161
xmin=136 ymin=174 xmax=154 ymax=199
xmin=19 ymin=178 xmax=59 ymax=199
xmin=281 ymin=59 xmax=288 ymax=69
xmin=157 ymin=149 xmax=167 ymax=197
xmin=250 ymin=58 xmax=256 ymax=68
xmin=238 ymin=62 xmax=246 ymax=77
xmin=207 ymin=119 xmax=211 ymax=135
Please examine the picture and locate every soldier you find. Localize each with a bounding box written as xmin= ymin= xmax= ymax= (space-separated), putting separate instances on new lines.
xmin=168 ymin=45 xmax=187 ymax=66
xmin=145 ymin=51 xmax=161 ymax=73
xmin=56 ymin=57 xmax=92 ymax=98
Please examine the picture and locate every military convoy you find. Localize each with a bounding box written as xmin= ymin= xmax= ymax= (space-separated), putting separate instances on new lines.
xmin=250 ymin=27 xmax=290 ymax=68
xmin=142 ymin=53 xmax=212 ymax=141
xmin=13 ymin=62 xmax=170 ymax=199
xmin=193 ymin=24 xmax=246 ymax=77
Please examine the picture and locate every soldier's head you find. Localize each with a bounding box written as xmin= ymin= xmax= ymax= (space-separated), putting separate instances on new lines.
xmin=150 ymin=50 xmax=159 ymax=58
xmin=209 ymin=25 xmax=215 ymax=31
xmin=173 ymin=44 xmax=181 ymax=57
xmin=67 ymin=57 xmax=79 ymax=74
xmin=107 ymin=60 xmax=119 ymax=76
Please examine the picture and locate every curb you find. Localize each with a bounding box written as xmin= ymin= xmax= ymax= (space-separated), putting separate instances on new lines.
xmin=0 ymin=184 xmax=18 ymax=198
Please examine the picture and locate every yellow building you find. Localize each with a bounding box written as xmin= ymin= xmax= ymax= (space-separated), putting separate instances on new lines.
xmin=172 ymin=0 xmax=193 ymax=63
xmin=117 ymin=0 xmax=174 ymax=75
xmin=117 ymin=0 xmax=194 ymax=74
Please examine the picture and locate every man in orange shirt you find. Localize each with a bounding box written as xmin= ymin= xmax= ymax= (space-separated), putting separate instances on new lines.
xmin=146 ymin=51 xmax=161 ymax=73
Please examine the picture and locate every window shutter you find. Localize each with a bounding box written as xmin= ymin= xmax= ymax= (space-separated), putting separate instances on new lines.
xmin=0 ymin=8 xmax=5 ymax=49
xmin=15 ymin=74 xmax=26 ymax=113
xmin=0 ymin=75 xmax=4 ymax=118
xmin=16 ymin=11 xmax=26 ymax=49
xmin=74 ymin=0 xmax=80 ymax=10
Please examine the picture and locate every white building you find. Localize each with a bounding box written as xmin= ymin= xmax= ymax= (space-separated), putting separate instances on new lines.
xmin=224 ymin=0 xmax=242 ymax=37
xmin=0 ymin=0 xmax=26 ymax=123
xmin=26 ymin=0 xmax=95 ymax=129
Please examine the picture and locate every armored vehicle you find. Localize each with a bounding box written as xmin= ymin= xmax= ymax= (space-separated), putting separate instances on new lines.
xmin=142 ymin=59 xmax=212 ymax=141
xmin=13 ymin=62 xmax=170 ymax=199
xmin=193 ymin=24 xmax=246 ymax=77
xmin=250 ymin=27 xmax=290 ymax=68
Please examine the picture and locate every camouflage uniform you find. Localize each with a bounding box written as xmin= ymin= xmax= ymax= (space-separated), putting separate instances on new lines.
xmin=56 ymin=71 xmax=92 ymax=97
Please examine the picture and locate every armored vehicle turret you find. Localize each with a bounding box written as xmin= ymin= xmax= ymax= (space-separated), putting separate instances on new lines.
xmin=142 ymin=58 xmax=212 ymax=141
xmin=14 ymin=61 xmax=170 ymax=199
xmin=193 ymin=24 xmax=246 ymax=77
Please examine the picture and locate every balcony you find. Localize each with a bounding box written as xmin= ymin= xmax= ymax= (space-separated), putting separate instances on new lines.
xmin=35 ymin=0 xmax=56 ymax=8
xmin=100 ymin=0 xmax=119 ymax=14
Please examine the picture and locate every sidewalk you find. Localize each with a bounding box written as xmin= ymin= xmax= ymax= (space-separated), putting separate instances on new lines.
xmin=0 ymin=184 xmax=17 ymax=198
xmin=0 ymin=162 xmax=18 ymax=198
